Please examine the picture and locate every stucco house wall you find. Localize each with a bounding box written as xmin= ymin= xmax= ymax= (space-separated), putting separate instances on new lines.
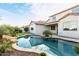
xmin=35 ymin=25 xmax=47 ymax=35
xmin=48 ymin=10 xmax=72 ymax=23
xmin=29 ymin=5 xmax=79 ymax=39
xmin=29 ymin=22 xmax=37 ymax=34
xmin=29 ymin=22 xmax=47 ymax=35
xmin=58 ymin=15 xmax=79 ymax=38
xmin=56 ymin=10 xmax=72 ymax=21
xmin=46 ymin=25 xmax=58 ymax=34
xmin=46 ymin=9 xmax=73 ymax=35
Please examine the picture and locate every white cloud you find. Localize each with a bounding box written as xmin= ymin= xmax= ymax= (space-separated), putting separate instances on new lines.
xmin=29 ymin=3 xmax=77 ymax=21
xmin=0 ymin=3 xmax=78 ymax=26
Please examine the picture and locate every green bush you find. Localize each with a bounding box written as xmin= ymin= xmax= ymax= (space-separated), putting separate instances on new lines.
xmin=0 ymin=25 xmax=29 ymax=38
xmin=74 ymin=43 xmax=79 ymax=54
xmin=0 ymin=25 xmax=25 ymax=37
xmin=0 ymin=28 xmax=5 ymax=39
xmin=0 ymin=40 xmax=13 ymax=53
xmin=24 ymin=34 xmax=30 ymax=38
xmin=0 ymin=25 xmax=16 ymax=37
xmin=14 ymin=26 xmax=22 ymax=33
xmin=23 ymin=26 xmax=29 ymax=32
xmin=39 ymin=52 xmax=47 ymax=56
xmin=43 ymin=30 xmax=52 ymax=37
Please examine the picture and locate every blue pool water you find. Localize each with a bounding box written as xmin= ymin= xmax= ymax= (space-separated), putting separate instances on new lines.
xmin=17 ymin=36 xmax=78 ymax=56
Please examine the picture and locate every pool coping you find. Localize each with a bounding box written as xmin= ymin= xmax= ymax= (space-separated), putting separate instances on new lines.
xmin=51 ymin=35 xmax=79 ymax=43
xmin=12 ymin=43 xmax=57 ymax=56
xmin=41 ymin=35 xmax=79 ymax=43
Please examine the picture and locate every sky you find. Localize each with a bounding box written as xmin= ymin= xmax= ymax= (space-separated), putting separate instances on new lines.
xmin=0 ymin=3 xmax=77 ymax=27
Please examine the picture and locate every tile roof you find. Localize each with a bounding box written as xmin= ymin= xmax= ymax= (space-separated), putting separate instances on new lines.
xmin=30 ymin=21 xmax=46 ymax=25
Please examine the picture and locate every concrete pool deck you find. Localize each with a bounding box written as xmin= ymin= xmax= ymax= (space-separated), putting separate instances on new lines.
xmin=12 ymin=43 xmax=57 ymax=56
xmin=51 ymin=35 xmax=79 ymax=42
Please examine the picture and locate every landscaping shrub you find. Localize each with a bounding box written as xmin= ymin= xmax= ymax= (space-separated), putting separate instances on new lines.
xmin=23 ymin=26 xmax=29 ymax=32
xmin=24 ymin=34 xmax=30 ymax=38
xmin=43 ymin=30 xmax=52 ymax=37
xmin=14 ymin=26 xmax=22 ymax=33
xmin=39 ymin=52 xmax=47 ymax=56
xmin=0 ymin=40 xmax=13 ymax=53
xmin=74 ymin=43 xmax=79 ymax=54
xmin=0 ymin=28 xmax=5 ymax=39
xmin=0 ymin=25 xmax=16 ymax=37
xmin=0 ymin=25 xmax=26 ymax=37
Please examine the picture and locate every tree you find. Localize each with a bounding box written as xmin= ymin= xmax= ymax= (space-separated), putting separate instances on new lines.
xmin=23 ymin=26 xmax=29 ymax=32
xmin=14 ymin=26 xmax=22 ymax=33
xmin=0 ymin=25 xmax=16 ymax=37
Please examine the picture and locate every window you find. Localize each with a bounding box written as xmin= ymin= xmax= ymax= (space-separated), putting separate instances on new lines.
xmin=63 ymin=20 xmax=77 ymax=31
xmin=50 ymin=16 xmax=56 ymax=21
xmin=31 ymin=27 xmax=34 ymax=30
xmin=63 ymin=21 xmax=70 ymax=31
xmin=51 ymin=25 xmax=55 ymax=30
xmin=53 ymin=16 xmax=56 ymax=20
xmin=72 ymin=7 xmax=79 ymax=13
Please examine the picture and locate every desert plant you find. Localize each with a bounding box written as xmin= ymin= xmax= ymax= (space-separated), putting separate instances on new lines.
xmin=0 ymin=25 xmax=24 ymax=37
xmin=43 ymin=30 xmax=52 ymax=37
xmin=0 ymin=25 xmax=16 ymax=37
xmin=24 ymin=34 xmax=30 ymax=38
xmin=0 ymin=40 xmax=13 ymax=53
xmin=39 ymin=52 xmax=47 ymax=56
xmin=74 ymin=43 xmax=79 ymax=54
xmin=14 ymin=26 xmax=22 ymax=33
xmin=0 ymin=28 xmax=5 ymax=39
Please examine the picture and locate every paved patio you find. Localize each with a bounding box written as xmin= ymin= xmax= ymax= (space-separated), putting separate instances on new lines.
xmin=52 ymin=35 xmax=79 ymax=42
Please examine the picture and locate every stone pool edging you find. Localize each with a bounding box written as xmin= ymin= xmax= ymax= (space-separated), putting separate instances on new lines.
xmin=12 ymin=43 xmax=56 ymax=56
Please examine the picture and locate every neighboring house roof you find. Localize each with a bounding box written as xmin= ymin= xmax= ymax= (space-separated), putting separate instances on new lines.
xmin=29 ymin=21 xmax=45 ymax=25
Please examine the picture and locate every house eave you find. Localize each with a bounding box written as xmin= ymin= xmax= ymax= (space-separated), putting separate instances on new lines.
xmin=45 ymin=21 xmax=58 ymax=25
xmin=46 ymin=4 xmax=79 ymax=23
xmin=45 ymin=13 xmax=79 ymax=26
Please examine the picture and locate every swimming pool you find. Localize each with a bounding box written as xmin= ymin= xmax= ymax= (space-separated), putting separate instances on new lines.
xmin=17 ymin=36 xmax=78 ymax=56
